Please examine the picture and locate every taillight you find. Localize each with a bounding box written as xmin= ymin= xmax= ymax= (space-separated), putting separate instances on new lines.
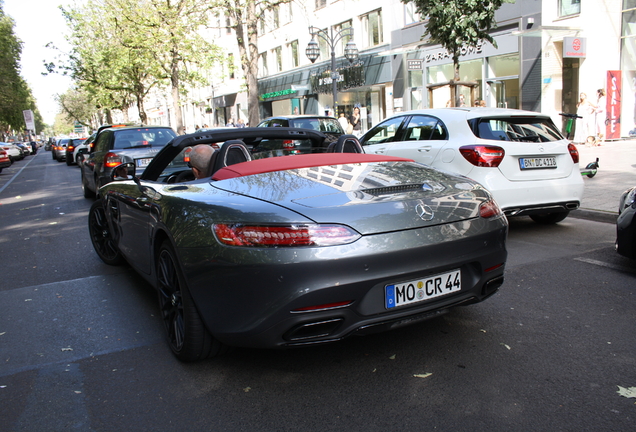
xmin=568 ymin=143 xmax=579 ymax=163
xmin=213 ymin=224 xmax=361 ymax=247
xmin=104 ymin=152 xmax=122 ymax=168
xmin=459 ymin=145 xmax=505 ymax=167
xmin=183 ymin=147 xmax=192 ymax=163
xmin=479 ymin=199 xmax=503 ymax=219
xmin=282 ymin=140 xmax=295 ymax=149
xmin=68 ymin=146 xmax=75 ymax=151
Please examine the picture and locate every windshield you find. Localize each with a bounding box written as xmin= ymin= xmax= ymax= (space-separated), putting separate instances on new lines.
xmin=113 ymin=128 xmax=176 ymax=149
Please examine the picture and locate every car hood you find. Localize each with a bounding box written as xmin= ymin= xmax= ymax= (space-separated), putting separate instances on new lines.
xmin=211 ymin=161 xmax=491 ymax=235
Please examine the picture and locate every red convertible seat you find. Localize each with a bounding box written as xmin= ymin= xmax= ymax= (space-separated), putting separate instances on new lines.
xmin=212 ymin=153 xmax=414 ymax=181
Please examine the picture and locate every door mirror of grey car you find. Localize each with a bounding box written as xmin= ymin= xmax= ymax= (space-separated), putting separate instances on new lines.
xmin=110 ymin=162 xmax=137 ymax=182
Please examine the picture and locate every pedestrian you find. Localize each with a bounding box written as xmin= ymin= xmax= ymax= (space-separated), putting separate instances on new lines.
xmin=573 ymin=92 xmax=596 ymax=144
xmin=338 ymin=112 xmax=349 ymax=131
xmin=348 ymin=106 xmax=362 ymax=137
xmin=595 ymin=89 xmax=606 ymax=144
xmin=236 ymin=118 xmax=246 ymax=128
xmin=226 ymin=118 xmax=235 ymax=127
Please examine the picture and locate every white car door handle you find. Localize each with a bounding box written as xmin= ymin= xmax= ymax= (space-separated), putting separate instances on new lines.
xmin=375 ymin=147 xmax=386 ymax=154
xmin=418 ymin=146 xmax=432 ymax=152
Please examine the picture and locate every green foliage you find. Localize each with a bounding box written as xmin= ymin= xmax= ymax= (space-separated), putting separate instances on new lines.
xmin=403 ymin=0 xmax=512 ymax=78
xmin=0 ymin=5 xmax=45 ymax=133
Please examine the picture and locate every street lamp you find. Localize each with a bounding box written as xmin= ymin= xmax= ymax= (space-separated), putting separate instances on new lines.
xmin=306 ymin=26 xmax=358 ymax=113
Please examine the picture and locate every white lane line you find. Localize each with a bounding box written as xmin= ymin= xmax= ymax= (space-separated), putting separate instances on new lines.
xmin=574 ymin=257 xmax=636 ymax=274
xmin=0 ymin=151 xmax=39 ymax=195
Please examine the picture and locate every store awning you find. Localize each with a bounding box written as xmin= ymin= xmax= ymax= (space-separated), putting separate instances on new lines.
xmin=512 ymin=25 xmax=582 ymax=39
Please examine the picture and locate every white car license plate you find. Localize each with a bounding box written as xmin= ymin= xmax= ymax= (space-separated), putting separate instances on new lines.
xmin=385 ymin=269 xmax=461 ymax=309
xmin=519 ymin=157 xmax=557 ymax=169
xmin=136 ymin=158 xmax=153 ymax=168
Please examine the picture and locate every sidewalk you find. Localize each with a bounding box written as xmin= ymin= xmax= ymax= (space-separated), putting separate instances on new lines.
xmin=571 ymin=138 xmax=636 ymax=223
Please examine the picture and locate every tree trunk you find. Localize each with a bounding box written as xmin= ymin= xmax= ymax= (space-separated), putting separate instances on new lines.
xmin=234 ymin=2 xmax=261 ymax=127
xmin=171 ymin=62 xmax=183 ymax=133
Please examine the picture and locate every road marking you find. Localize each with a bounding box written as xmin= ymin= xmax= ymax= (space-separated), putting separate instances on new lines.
xmin=0 ymin=151 xmax=39 ymax=195
xmin=574 ymin=257 xmax=636 ymax=274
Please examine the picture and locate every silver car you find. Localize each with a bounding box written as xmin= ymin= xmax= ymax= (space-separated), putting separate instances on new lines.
xmin=88 ymin=127 xmax=508 ymax=361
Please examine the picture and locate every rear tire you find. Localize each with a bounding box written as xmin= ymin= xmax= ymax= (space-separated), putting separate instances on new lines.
xmin=529 ymin=211 xmax=569 ymax=224
xmin=66 ymin=156 xmax=73 ymax=166
xmin=156 ymin=241 xmax=229 ymax=362
xmin=88 ymin=200 xmax=124 ymax=265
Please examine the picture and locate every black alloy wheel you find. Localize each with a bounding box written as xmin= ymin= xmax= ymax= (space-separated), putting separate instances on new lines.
xmin=156 ymin=241 xmax=228 ymax=362
xmin=88 ymin=200 xmax=124 ymax=265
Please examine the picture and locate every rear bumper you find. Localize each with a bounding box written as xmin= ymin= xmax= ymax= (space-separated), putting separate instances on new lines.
xmin=475 ymin=169 xmax=584 ymax=216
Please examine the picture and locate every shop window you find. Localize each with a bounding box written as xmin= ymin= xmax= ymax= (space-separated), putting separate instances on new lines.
xmin=361 ymin=10 xmax=383 ymax=48
xmin=558 ymin=0 xmax=580 ymax=17
xmin=409 ymin=69 xmax=423 ymax=88
xmin=623 ymin=8 xmax=636 ymax=37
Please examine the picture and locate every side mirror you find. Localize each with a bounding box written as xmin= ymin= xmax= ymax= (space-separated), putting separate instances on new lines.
xmin=110 ymin=162 xmax=137 ymax=182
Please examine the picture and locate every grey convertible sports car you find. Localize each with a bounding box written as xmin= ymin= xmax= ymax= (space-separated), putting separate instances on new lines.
xmin=89 ymin=127 xmax=508 ymax=362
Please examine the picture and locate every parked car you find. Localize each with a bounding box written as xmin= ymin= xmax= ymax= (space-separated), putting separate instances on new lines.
xmin=15 ymin=142 xmax=31 ymax=156
xmin=0 ymin=142 xmax=21 ymax=162
xmin=53 ymin=138 xmax=70 ymax=161
xmin=74 ymin=133 xmax=96 ymax=167
xmin=88 ymin=127 xmax=508 ymax=361
xmin=63 ymin=137 xmax=87 ymax=165
xmin=616 ymin=186 xmax=636 ymax=259
xmin=81 ymin=125 xmax=177 ymax=198
xmin=0 ymin=148 xmax=10 ymax=173
xmin=360 ymin=108 xmax=585 ymax=224
xmin=256 ymin=115 xmax=345 ymax=157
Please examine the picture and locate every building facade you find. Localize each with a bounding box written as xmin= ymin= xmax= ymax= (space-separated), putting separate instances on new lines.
xmin=152 ymin=0 xmax=632 ymax=139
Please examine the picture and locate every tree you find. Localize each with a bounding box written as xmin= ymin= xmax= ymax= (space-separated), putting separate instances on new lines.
xmin=219 ymin=0 xmax=291 ymax=127
xmin=0 ymin=3 xmax=44 ymax=135
xmin=107 ymin=0 xmax=222 ymax=132
xmin=403 ymin=0 xmax=512 ymax=106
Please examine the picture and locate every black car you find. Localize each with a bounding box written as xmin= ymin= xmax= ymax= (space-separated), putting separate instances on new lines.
xmin=616 ymin=186 xmax=636 ymax=259
xmin=256 ymin=115 xmax=345 ymax=157
xmin=81 ymin=125 xmax=176 ymax=198
xmin=65 ymin=137 xmax=88 ymax=165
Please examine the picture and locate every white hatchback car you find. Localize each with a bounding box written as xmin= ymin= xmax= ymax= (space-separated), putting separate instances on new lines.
xmin=360 ymin=108 xmax=584 ymax=224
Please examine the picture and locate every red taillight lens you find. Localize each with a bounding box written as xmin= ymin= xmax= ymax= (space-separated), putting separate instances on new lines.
xmin=460 ymin=145 xmax=505 ymax=167
xmin=68 ymin=146 xmax=75 ymax=151
xmin=479 ymin=199 xmax=503 ymax=219
xmin=183 ymin=147 xmax=192 ymax=163
xmin=293 ymin=301 xmax=353 ymax=312
xmin=282 ymin=140 xmax=295 ymax=149
xmin=568 ymin=143 xmax=579 ymax=163
xmin=213 ymin=224 xmax=361 ymax=247
xmin=104 ymin=152 xmax=122 ymax=168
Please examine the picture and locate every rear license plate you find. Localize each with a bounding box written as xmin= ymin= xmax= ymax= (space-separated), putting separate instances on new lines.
xmin=385 ymin=269 xmax=461 ymax=309
xmin=136 ymin=158 xmax=153 ymax=168
xmin=519 ymin=157 xmax=557 ymax=169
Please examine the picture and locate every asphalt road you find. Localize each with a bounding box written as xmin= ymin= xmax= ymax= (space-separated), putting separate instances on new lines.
xmin=1 ymin=151 xmax=635 ymax=432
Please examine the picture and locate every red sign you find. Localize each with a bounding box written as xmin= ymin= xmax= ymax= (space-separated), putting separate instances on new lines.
xmin=606 ymin=70 xmax=621 ymax=140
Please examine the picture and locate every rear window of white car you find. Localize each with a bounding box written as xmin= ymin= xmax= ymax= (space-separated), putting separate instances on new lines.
xmin=469 ymin=117 xmax=563 ymax=142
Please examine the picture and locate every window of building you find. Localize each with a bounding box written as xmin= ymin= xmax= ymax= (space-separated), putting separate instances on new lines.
xmin=316 ymin=0 xmax=327 ymax=10
xmin=260 ymin=52 xmax=268 ymax=77
xmin=226 ymin=16 xmax=232 ymax=34
xmin=228 ymin=53 xmax=235 ymax=79
xmin=361 ymin=10 xmax=383 ymax=48
xmin=273 ymin=5 xmax=280 ymax=29
xmin=274 ymin=46 xmax=282 ymax=73
xmin=317 ymin=27 xmax=329 ymax=60
xmin=334 ymin=20 xmax=353 ymax=56
xmin=558 ymin=0 xmax=581 ymax=17
xmin=405 ymin=2 xmax=419 ymax=25
xmin=289 ymin=40 xmax=299 ymax=68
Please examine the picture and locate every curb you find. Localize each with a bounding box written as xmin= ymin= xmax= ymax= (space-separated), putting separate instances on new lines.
xmin=569 ymin=208 xmax=618 ymax=224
